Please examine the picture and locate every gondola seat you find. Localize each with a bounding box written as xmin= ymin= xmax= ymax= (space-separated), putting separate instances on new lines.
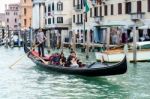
xmin=31 ymin=51 xmax=50 ymax=61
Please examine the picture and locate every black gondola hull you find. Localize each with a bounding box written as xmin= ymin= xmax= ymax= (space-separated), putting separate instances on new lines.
xmin=24 ymin=44 xmax=127 ymax=77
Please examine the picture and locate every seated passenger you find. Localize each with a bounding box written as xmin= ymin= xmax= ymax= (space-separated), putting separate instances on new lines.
xmin=70 ymin=56 xmax=79 ymax=68
xmin=60 ymin=53 xmax=66 ymax=66
xmin=67 ymin=50 xmax=77 ymax=61
xmin=66 ymin=50 xmax=84 ymax=67
xmin=51 ymin=53 xmax=60 ymax=65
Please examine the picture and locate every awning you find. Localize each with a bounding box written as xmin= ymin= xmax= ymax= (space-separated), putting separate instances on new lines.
xmin=139 ymin=19 xmax=150 ymax=29
xmin=136 ymin=41 xmax=150 ymax=46
xmin=129 ymin=41 xmax=150 ymax=47
xmin=142 ymin=19 xmax=150 ymax=25
xmin=103 ymin=20 xmax=125 ymax=26
xmin=139 ymin=25 xmax=149 ymax=29
xmin=95 ymin=20 xmax=134 ymax=27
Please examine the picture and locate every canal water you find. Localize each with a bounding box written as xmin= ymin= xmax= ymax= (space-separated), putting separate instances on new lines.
xmin=0 ymin=46 xmax=150 ymax=99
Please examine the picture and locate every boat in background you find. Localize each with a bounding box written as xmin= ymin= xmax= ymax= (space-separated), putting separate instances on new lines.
xmin=95 ymin=41 xmax=150 ymax=62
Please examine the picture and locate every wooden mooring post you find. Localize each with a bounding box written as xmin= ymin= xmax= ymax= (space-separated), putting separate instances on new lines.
xmin=133 ymin=26 xmax=137 ymax=64
xmin=46 ymin=30 xmax=51 ymax=53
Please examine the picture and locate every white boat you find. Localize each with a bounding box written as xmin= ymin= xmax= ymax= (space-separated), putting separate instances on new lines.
xmin=95 ymin=42 xmax=150 ymax=62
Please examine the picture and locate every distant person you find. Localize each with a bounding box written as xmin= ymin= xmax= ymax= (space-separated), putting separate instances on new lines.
xmin=112 ymin=33 xmax=117 ymax=44
xmin=36 ymin=28 xmax=46 ymax=57
xmin=122 ymin=32 xmax=127 ymax=43
xmin=129 ymin=31 xmax=133 ymax=42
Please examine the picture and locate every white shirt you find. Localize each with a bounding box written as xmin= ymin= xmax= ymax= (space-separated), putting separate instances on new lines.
xmin=36 ymin=32 xmax=45 ymax=43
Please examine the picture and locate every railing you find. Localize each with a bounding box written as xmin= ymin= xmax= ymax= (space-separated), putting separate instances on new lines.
xmin=130 ymin=12 xmax=145 ymax=20
xmin=91 ymin=0 xmax=96 ymax=6
xmin=74 ymin=4 xmax=82 ymax=11
xmin=76 ymin=22 xmax=83 ymax=25
xmin=94 ymin=16 xmax=104 ymax=24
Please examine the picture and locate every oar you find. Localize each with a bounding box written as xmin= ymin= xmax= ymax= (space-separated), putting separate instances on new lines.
xmin=9 ymin=43 xmax=39 ymax=69
xmin=9 ymin=54 xmax=27 ymax=69
xmin=9 ymin=40 xmax=46 ymax=69
xmin=35 ymin=55 xmax=49 ymax=65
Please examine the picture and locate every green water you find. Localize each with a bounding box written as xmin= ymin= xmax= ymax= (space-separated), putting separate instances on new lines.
xmin=0 ymin=46 xmax=150 ymax=99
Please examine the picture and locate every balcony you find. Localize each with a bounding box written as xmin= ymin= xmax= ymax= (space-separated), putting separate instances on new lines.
xmin=74 ymin=4 xmax=82 ymax=12
xmin=130 ymin=12 xmax=145 ymax=20
xmin=91 ymin=0 xmax=96 ymax=6
xmin=76 ymin=22 xmax=83 ymax=25
xmin=93 ymin=16 xmax=104 ymax=24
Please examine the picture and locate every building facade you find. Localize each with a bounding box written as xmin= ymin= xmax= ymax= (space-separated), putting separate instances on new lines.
xmin=31 ymin=0 xmax=150 ymax=47
xmin=90 ymin=0 xmax=150 ymax=44
xmin=32 ymin=0 xmax=72 ymax=48
xmin=72 ymin=0 xmax=93 ymax=44
xmin=32 ymin=0 xmax=45 ymax=29
xmin=0 ymin=13 xmax=5 ymax=27
xmin=45 ymin=0 xmax=72 ymax=45
xmin=72 ymin=0 xmax=150 ymax=46
xmin=5 ymin=4 xmax=20 ymax=31
xmin=20 ymin=0 xmax=33 ymax=30
xmin=0 ymin=13 xmax=5 ymax=44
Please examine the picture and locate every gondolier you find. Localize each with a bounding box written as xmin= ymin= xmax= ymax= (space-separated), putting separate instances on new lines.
xmin=35 ymin=28 xmax=46 ymax=57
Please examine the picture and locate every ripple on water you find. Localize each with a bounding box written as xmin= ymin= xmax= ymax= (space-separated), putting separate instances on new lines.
xmin=0 ymin=47 xmax=150 ymax=99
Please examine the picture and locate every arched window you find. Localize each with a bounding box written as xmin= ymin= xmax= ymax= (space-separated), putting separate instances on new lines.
xmin=48 ymin=4 xmax=51 ymax=12
xmin=57 ymin=1 xmax=63 ymax=11
xmin=52 ymin=2 xmax=54 ymax=11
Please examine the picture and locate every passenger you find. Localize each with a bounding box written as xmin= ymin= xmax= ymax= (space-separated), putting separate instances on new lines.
xmin=70 ymin=56 xmax=79 ymax=68
xmin=68 ymin=51 xmax=77 ymax=60
xmin=66 ymin=50 xmax=81 ymax=67
xmin=67 ymin=51 xmax=77 ymax=66
xmin=51 ymin=53 xmax=60 ymax=65
xmin=60 ymin=53 xmax=66 ymax=66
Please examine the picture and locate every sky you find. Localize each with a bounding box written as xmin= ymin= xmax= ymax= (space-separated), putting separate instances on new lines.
xmin=0 ymin=0 xmax=20 ymax=13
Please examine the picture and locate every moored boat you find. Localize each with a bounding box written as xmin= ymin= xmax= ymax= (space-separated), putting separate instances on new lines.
xmin=95 ymin=42 xmax=150 ymax=62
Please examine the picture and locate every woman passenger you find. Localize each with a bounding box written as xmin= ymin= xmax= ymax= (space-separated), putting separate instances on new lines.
xmin=70 ymin=56 xmax=79 ymax=68
xmin=60 ymin=53 xmax=66 ymax=66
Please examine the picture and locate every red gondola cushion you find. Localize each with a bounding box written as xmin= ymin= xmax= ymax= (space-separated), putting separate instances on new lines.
xmin=31 ymin=51 xmax=50 ymax=61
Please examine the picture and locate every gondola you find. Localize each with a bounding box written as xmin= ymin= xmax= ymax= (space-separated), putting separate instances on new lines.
xmin=24 ymin=44 xmax=127 ymax=77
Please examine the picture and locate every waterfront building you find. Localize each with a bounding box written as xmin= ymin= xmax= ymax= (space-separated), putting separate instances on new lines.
xmin=0 ymin=13 xmax=5 ymax=44
xmin=92 ymin=0 xmax=150 ymax=44
xmin=72 ymin=0 xmax=150 ymax=47
xmin=31 ymin=0 xmax=150 ymax=49
xmin=20 ymin=0 xmax=32 ymax=30
xmin=0 ymin=13 xmax=5 ymax=28
xmin=32 ymin=0 xmax=45 ymax=29
xmin=45 ymin=0 xmax=72 ymax=47
xmin=72 ymin=0 xmax=91 ymax=44
xmin=5 ymin=4 xmax=20 ymax=31
xmin=32 ymin=0 xmax=72 ymax=48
